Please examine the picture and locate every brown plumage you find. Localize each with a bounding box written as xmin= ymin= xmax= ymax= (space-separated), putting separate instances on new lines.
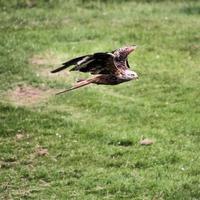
xmin=51 ymin=45 xmax=138 ymax=94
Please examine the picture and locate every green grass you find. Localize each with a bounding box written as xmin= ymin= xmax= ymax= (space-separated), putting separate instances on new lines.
xmin=0 ymin=0 xmax=200 ymax=199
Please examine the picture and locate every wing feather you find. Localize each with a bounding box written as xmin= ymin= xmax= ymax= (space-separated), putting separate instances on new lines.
xmin=71 ymin=52 xmax=116 ymax=74
xmin=51 ymin=52 xmax=117 ymax=75
xmin=51 ymin=55 xmax=91 ymax=73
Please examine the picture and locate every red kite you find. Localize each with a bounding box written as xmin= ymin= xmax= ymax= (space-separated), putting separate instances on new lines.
xmin=51 ymin=45 xmax=138 ymax=94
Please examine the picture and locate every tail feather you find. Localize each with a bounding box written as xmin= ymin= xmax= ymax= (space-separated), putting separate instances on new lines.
xmin=55 ymin=78 xmax=95 ymax=95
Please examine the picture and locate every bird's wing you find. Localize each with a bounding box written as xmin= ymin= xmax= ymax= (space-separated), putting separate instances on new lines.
xmin=51 ymin=52 xmax=117 ymax=75
xmin=71 ymin=52 xmax=117 ymax=74
xmin=51 ymin=55 xmax=91 ymax=73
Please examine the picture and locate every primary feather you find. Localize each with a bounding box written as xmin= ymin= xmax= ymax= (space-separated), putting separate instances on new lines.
xmin=51 ymin=55 xmax=90 ymax=73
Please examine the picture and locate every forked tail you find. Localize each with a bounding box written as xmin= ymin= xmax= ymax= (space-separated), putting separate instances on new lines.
xmin=55 ymin=77 xmax=96 ymax=95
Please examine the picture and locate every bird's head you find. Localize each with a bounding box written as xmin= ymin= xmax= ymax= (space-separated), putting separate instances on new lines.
xmin=114 ymin=45 xmax=137 ymax=59
xmin=125 ymin=70 xmax=138 ymax=80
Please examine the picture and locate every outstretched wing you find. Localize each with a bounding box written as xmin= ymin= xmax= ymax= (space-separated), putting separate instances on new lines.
xmin=51 ymin=55 xmax=90 ymax=73
xmin=51 ymin=52 xmax=117 ymax=75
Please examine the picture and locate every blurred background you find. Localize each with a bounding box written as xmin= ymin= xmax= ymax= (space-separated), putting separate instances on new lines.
xmin=0 ymin=0 xmax=199 ymax=199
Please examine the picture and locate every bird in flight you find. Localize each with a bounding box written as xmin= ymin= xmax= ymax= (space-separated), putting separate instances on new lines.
xmin=51 ymin=45 xmax=138 ymax=95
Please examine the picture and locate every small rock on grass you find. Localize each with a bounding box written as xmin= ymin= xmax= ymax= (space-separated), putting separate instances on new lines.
xmin=140 ymin=138 xmax=154 ymax=145
xmin=35 ymin=147 xmax=49 ymax=156
xmin=15 ymin=133 xmax=24 ymax=141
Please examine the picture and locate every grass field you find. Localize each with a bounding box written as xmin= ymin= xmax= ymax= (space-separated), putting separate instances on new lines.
xmin=0 ymin=0 xmax=200 ymax=199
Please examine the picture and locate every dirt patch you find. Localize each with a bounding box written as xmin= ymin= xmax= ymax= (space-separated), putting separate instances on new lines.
xmin=30 ymin=52 xmax=70 ymax=78
xmin=8 ymin=85 xmax=56 ymax=106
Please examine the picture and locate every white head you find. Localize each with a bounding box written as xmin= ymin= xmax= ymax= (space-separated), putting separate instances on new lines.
xmin=125 ymin=69 xmax=138 ymax=80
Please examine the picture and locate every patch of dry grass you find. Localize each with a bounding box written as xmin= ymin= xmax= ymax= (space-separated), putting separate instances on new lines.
xmin=7 ymin=85 xmax=55 ymax=107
